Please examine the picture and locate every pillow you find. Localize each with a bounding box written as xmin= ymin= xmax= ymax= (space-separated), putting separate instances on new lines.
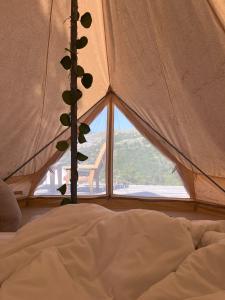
xmin=0 ymin=179 xmax=22 ymax=231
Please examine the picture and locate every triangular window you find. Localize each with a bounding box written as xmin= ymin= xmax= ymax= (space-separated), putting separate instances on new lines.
xmin=113 ymin=107 xmax=189 ymax=198
xmin=35 ymin=103 xmax=189 ymax=198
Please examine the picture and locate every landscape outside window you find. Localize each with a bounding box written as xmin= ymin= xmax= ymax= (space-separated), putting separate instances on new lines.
xmin=35 ymin=107 xmax=107 ymax=196
xmin=113 ymin=107 xmax=189 ymax=198
xmin=35 ymin=105 xmax=189 ymax=198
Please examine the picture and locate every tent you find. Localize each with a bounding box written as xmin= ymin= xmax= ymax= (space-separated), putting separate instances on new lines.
xmin=1 ymin=0 xmax=225 ymax=207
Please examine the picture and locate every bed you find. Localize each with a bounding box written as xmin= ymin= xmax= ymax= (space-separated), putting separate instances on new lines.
xmin=0 ymin=204 xmax=225 ymax=300
xmin=0 ymin=232 xmax=16 ymax=246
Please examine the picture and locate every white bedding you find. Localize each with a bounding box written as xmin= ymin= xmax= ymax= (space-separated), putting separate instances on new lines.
xmin=0 ymin=204 xmax=224 ymax=300
xmin=0 ymin=233 xmax=16 ymax=246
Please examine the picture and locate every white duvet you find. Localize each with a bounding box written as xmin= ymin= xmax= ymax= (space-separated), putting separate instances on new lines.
xmin=0 ymin=204 xmax=225 ymax=300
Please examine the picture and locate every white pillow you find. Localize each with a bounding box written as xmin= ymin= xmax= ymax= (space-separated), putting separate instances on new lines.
xmin=0 ymin=179 xmax=22 ymax=231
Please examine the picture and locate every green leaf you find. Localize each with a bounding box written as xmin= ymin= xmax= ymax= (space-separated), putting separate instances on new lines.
xmin=76 ymin=89 xmax=83 ymax=101
xmin=77 ymin=152 xmax=88 ymax=161
xmin=60 ymin=113 xmax=71 ymax=126
xmin=81 ymin=73 xmax=93 ymax=89
xmin=77 ymin=36 xmax=88 ymax=49
xmin=80 ymin=12 xmax=92 ymax=28
xmin=77 ymin=65 xmax=84 ymax=77
xmin=56 ymin=140 xmax=69 ymax=152
xmin=78 ymin=133 xmax=86 ymax=144
xmin=60 ymin=197 xmax=73 ymax=206
xmin=62 ymin=90 xmax=81 ymax=104
xmin=62 ymin=90 xmax=73 ymax=105
xmin=60 ymin=56 xmax=71 ymax=70
xmin=57 ymin=184 xmax=67 ymax=195
xmin=79 ymin=123 xmax=90 ymax=134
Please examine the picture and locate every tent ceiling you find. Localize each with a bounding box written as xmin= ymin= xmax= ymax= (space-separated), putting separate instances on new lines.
xmin=103 ymin=0 xmax=225 ymax=176
xmin=0 ymin=0 xmax=225 ymax=204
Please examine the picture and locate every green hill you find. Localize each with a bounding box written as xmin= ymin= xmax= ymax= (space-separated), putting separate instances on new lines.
xmin=56 ymin=130 xmax=183 ymax=186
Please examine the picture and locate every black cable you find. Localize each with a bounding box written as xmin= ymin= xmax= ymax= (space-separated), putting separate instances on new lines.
xmin=3 ymin=128 xmax=68 ymax=181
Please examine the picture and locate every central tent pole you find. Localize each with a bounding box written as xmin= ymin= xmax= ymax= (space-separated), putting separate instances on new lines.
xmin=70 ymin=0 xmax=78 ymax=203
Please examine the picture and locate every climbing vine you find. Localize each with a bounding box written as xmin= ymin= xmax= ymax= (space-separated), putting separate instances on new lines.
xmin=56 ymin=4 xmax=93 ymax=205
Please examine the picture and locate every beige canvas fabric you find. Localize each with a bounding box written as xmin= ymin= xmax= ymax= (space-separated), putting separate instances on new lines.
xmin=103 ymin=0 xmax=225 ymax=203
xmin=0 ymin=0 xmax=225 ymax=204
xmin=0 ymin=0 xmax=109 ymax=195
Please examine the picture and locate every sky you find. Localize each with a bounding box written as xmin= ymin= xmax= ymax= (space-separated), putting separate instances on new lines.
xmin=91 ymin=106 xmax=133 ymax=133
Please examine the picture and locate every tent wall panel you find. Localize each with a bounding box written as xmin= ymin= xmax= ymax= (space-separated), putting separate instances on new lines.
xmin=1 ymin=0 xmax=109 ymax=196
xmin=0 ymin=0 xmax=224 ymax=205
xmin=195 ymin=175 xmax=225 ymax=205
xmin=0 ymin=0 xmax=60 ymax=179
xmin=103 ymin=0 xmax=225 ymax=203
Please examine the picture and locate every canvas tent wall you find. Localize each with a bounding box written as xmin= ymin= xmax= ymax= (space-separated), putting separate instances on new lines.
xmin=0 ymin=0 xmax=225 ymax=205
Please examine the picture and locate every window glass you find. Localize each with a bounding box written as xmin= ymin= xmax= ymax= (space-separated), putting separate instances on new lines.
xmin=113 ymin=107 xmax=189 ymax=198
xmin=35 ymin=107 xmax=107 ymax=196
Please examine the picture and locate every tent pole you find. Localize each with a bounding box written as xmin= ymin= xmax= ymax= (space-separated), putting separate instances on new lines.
xmin=70 ymin=0 xmax=78 ymax=203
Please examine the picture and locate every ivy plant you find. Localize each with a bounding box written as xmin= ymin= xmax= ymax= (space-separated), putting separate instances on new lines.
xmin=56 ymin=4 xmax=93 ymax=205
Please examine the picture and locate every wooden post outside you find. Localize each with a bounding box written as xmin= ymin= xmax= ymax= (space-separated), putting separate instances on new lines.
xmin=106 ymin=99 xmax=114 ymax=198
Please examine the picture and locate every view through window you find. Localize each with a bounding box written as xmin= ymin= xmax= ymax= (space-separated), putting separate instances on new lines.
xmin=35 ymin=105 xmax=189 ymax=198
xmin=35 ymin=107 xmax=107 ymax=196
xmin=113 ymin=107 xmax=189 ymax=198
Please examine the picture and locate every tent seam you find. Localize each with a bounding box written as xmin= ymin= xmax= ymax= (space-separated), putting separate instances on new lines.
xmin=32 ymin=0 xmax=54 ymax=171
xmin=101 ymin=0 xmax=111 ymax=88
xmin=206 ymin=0 xmax=225 ymax=34
xmin=146 ymin=1 xmax=195 ymax=172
